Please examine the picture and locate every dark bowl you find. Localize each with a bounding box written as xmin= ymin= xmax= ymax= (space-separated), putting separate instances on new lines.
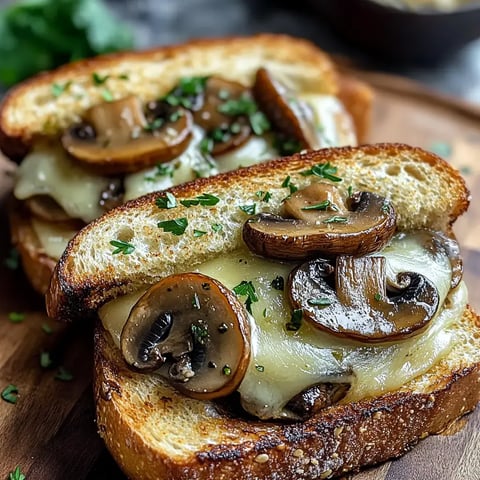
xmin=308 ymin=0 xmax=480 ymax=63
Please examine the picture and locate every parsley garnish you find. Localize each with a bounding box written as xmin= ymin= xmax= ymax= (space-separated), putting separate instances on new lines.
xmin=347 ymin=185 xmax=354 ymax=197
xmin=145 ymin=163 xmax=175 ymax=181
xmin=381 ymin=201 xmax=391 ymax=214
xmin=92 ymin=72 xmax=109 ymax=85
xmin=200 ymin=137 xmax=214 ymax=154
xmin=301 ymin=200 xmax=331 ymax=211
xmin=118 ymin=73 xmax=129 ymax=80
xmin=301 ymin=162 xmax=342 ymax=182
xmin=101 ymin=88 xmax=114 ymax=102
xmin=249 ymin=111 xmax=270 ymax=135
xmin=157 ymin=218 xmax=188 ymax=235
xmin=308 ymin=298 xmax=332 ymax=307
xmin=40 ymin=351 xmax=53 ymax=369
xmin=374 ymin=293 xmax=382 ymax=301
xmin=8 ymin=312 xmax=25 ymax=323
xmin=194 ymin=229 xmax=207 ymax=238
xmin=323 ymin=215 xmax=348 ymax=224
xmin=180 ymin=193 xmax=220 ymax=207
xmin=271 ymin=276 xmax=284 ymax=291
xmin=218 ymin=95 xmax=270 ymax=135
xmin=274 ymin=136 xmax=302 ymax=156
xmin=144 ymin=118 xmax=164 ymax=132
xmin=42 ymin=323 xmax=53 ymax=335
xmin=222 ymin=365 xmax=232 ymax=376
xmin=286 ymin=309 xmax=303 ymax=331
xmin=239 ymin=204 xmax=256 ymax=215
xmin=255 ymin=364 xmax=265 ymax=373
xmin=281 ymin=175 xmax=298 ymax=194
xmin=51 ymin=81 xmax=71 ymax=97
xmin=211 ymin=223 xmax=223 ymax=232
xmin=256 ymin=191 xmax=272 ymax=202
xmin=110 ymin=240 xmax=135 ymax=255
xmin=4 ymin=248 xmax=19 ymax=270
xmin=191 ymin=324 xmax=208 ymax=344
xmin=8 ymin=466 xmax=26 ymax=480
xmin=233 ymin=280 xmax=258 ymax=314
xmin=163 ymin=76 xmax=209 ymax=109
xmin=156 ymin=192 xmax=177 ymax=209
xmin=2 ymin=384 xmax=19 ymax=404
xmin=55 ymin=366 xmax=73 ymax=382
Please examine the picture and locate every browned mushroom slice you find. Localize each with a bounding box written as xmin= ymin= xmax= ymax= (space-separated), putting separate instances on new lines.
xmin=25 ymin=195 xmax=72 ymax=222
xmin=243 ymin=185 xmax=397 ymax=260
xmin=193 ymin=77 xmax=252 ymax=155
xmin=288 ymin=256 xmax=440 ymax=343
xmin=121 ymin=272 xmax=251 ymax=400
xmin=253 ymin=67 xmax=319 ymax=149
xmin=62 ymin=95 xmax=193 ymax=175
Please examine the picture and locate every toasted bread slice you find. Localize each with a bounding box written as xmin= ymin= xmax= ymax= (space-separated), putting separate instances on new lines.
xmin=47 ymin=143 xmax=469 ymax=321
xmin=1 ymin=34 xmax=372 ymax=295
xmin=94 ymin=305 xmax=480 ymax=480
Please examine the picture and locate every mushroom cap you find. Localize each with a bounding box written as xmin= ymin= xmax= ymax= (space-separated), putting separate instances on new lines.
xmin=62 ymin=96 xmax=193 ymax=175
xmin=243 ymin=184 xmax=397 ymax=260
xmin=120 ymin=272 xmax=251 ymax=400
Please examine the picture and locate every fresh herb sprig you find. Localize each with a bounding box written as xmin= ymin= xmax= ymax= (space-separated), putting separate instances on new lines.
xmin=301 ymin=162 xmax=342 ymax=182
xmin=110 ymin=239 xmax=135 ymax=255
xmin=233 ymin=280 xmax=258 ymax=314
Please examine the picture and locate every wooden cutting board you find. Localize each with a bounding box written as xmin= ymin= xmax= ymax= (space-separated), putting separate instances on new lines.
xmin=0 ymin=70 xmax=479 ymax=480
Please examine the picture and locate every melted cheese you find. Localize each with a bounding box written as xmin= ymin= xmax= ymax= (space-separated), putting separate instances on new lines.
xmin=31 ymin=218 xmax=78 ymax=260
xmin=99 ymin=233 xmax=466 ymax=419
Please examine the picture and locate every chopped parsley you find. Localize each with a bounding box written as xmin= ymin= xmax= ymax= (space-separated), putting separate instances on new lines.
xmin=211 ymin=223 xmax=223 ymax=232
xmin=40 ymin=351 xmax=53 ymax=369
xmin=156 ymin=192 xmax=177 ymax=209
xmin=301 ymin=162 xmax=342 ymax=182
xmin=8 ymin=312 xmax=25 ymax=323
xmin=374 ymin=293 xmax=382 ymax=301
xmin=191 ymin=324 xmax=208 ymax=344
xmin=8 ymin=466 xmax=25 ymax=480
xmin=218 ymin=95 xmax=270 ymax=135
xmin=42 ymin=323 xmax=53 ymax=335
xmin=301 ymin=200 xmax=332 ymax=211
xmin=222 ymin=365 xmax=232 ymax=376
xmin=51 ymin=81 xmax=71 ymax=98
xmin=110 ymin=240 xmax=135 ymax=255
xmin=286 ymin=309 xmax=303 ymax=331
xmin=256 ymin=191 xmax=272 ymax=202
xmin=101 ymin=88 xmax=114 ymax=102
xmin=163 ymin=76 xmax=209 ymax=109
xmin=233 ymin=280 xmax=258 ymax=314
xmin=308 ymin=298 xmax=332 ymax=307
xmin=381 ymin=201 xmax=391 ymax=214
xmin=55 ymin=366 xmax=73 ymax=382
xmin=200 ymin=137 xmax=214 ymax=155
xmin=118 ymin=73 xmax=129 ymax=80
xmin=347 ymin=185 xmax=354 ymax=197
xmin=271 ymin=276 xmax=284 ymax=291
xmin=144 ymin=117 xmax=164 ymax=132
xmin=274 ymin=136 xmax=302 ymax=156
xmin=92 ymin=72 xmax=109 ymax=85
xmin=281 ymin=175 xmax=298 ymax=194
xmin=249 ymin=111 xmax=270 ymax=135
xmin=323 ymin=215 xmax=348 ymax=224
xmin=180 ymin=193 xmax=220 ymax=207
xmin=2 ymin=384 xmax=19 ymax=404
xmin=145 ymin=163 xmax=176 ymax=181
xmin=255 ymin=364 xmax=265 ymax=373
xmin=4 ymin=248 xmax=19 ymax=270
xmin=157 ymin=218 xmax=188 ymax=235
xmin=193 ymin=229 xmax=207 ymax=238
xmin=239 ymin=204 xmax=256 ymax=215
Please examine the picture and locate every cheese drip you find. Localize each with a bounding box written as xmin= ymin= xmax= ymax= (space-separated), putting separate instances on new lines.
xmin=99 ymin=233 xmax=466 ymax=419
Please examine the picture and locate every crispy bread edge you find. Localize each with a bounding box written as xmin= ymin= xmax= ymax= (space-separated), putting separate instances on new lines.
xmin=94 ymin=306 xmax=480 ymax=480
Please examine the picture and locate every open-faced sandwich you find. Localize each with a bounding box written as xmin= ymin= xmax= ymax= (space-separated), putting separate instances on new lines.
xmin=46 ymin=144 xmax=480 ymax=479
xmin=0 ymin=34 xmax=372 ymax=294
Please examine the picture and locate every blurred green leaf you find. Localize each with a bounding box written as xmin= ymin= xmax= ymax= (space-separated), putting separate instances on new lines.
xmin=0 ymin=0 xmax=134 ymax=87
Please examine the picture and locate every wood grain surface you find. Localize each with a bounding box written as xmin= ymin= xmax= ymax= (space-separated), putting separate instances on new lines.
xmin=0 ymin=71 xmax=479 ymax=479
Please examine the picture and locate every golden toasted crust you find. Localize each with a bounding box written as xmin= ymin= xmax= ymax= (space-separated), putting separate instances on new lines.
xmin=0 ymin=34 xmax=349 ymax=159
xmin=94 ymin=305 xmax=480 ymax=480
xmin=46 ymin=144 xmax=470 ymax=322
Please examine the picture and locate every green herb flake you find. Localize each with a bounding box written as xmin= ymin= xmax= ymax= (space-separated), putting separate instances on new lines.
xmin=179 ymin=76 xmax=209 ymax=95
xmin=301 ymin=162 xmax=342 ymax=182
xmin=4 ymin=248 xmax=19 ymax=270
xmin=281 ymin=175 xmax=292 ymax=188
xmin=92 ymin=72 xmax=109 ymax=85
xmin=374 ymin=293 xmax=382 ymax=301
xmin=101 ymin=88 xmax=114 ymax=102
xmin=40 ymin=351 xmax=53 ymax=369
xmin=301 ymin=200 xmax=331 ymax=211
xmin=42 ymin=323 xmax=53 ymax=335
xmin=274 ymin=136 xmax=302 ymax=156
xmin=149 ymin=163 xmax=175 ymax=179
xmin=8 ymin=312 xmax=25 ymax=323
xmin=118 ymin=73 xmax=129 ymax=80
xmin=51 ymin=81 xmax=71 ymax=98
xmin=239 ymin=204 xmax=256 ymax=215
xmin=249 ymin=111 xmax=270 ymax=135
xmin=191 ymin=324 xmax=208 ymax=345
xmin=211 ymin=223 xmax=223 ymax=233
xmin=271 ymin=276 xmax=284 ymax=291
xmin=180 ymin=193 xmax=220 ymax=208
xmin=222 ymin=365 xmax=232 ymax=376
xmin=218 ymin=89 xmax=230 ymax=100
xmin=157 ymin=218 xmax=188 ymax=235
xmin=218 ymin=96 xmax=257 ymax=116
xmin=323 ymin=215 xmax=348 ymax=224
xmin=255 ymin=364 xmax=265 ymax=373
xmin=200 ymin=137 xmax=214 ymax=154
xmin=347 ymin=186 xmax=354 ymax=197
xmin=286 ymin=309 xmax=303 ymax=331
xmin=8 ymin=466 xmax=26 ymax=480
xmin=381 ymin=201 xmax=391 ymax=214
xmin=144 ymin=117 xmax=164 ymax=132
xmin=110 ymin=239 xmax=135 ymax=255
xmin=55 ymin=366 xmax=73 ymax=382
xmin=262 ymin=308 xmax=268 ymax=318
xmin=156 ymin=192 xmax=177 ymax=209
xmin=1 ymin=384 xmax=19 ymax=404
xmin=256 ymin=190 xmax=272 ymax=202
xmin=233 ymin=280 xmax=258 ymax=314
xmin=308 ymin=298 xmax=332 ymax=307
xmin=194 ymin=229 xmax=207 ymax=238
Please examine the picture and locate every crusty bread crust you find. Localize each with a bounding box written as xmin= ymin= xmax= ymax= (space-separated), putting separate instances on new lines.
xmin=94 ymin=305 xmax=480 ymax=480
xmin=0 ymin=34 xmax=360 ymax=159
xmin=46 ymin=144 xmax=470 ymax=322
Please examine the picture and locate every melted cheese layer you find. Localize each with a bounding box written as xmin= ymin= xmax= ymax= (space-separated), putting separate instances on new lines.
xmin=99 ymin=233 xmax=466 ymax=419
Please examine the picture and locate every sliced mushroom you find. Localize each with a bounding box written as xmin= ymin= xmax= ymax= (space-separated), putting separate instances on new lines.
xmin=193 ymin=77 xmax=252 ymax=155
xmin=285 ymin=382 xmax=351 ymax=420
xmin=62 ymin=95 xmax=193 ymax=174
xmin=243 ymin=184 xmax=397 ymax=260
xmin=253 ymin=67 xmax=319 ymax=149
xmin=25 ymin=195 xmax=72 ymax=222
xmin=121 ymin=272 xmax=251 ymax=400
xmin=288 ymin=256 xmax=440 ymax=342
